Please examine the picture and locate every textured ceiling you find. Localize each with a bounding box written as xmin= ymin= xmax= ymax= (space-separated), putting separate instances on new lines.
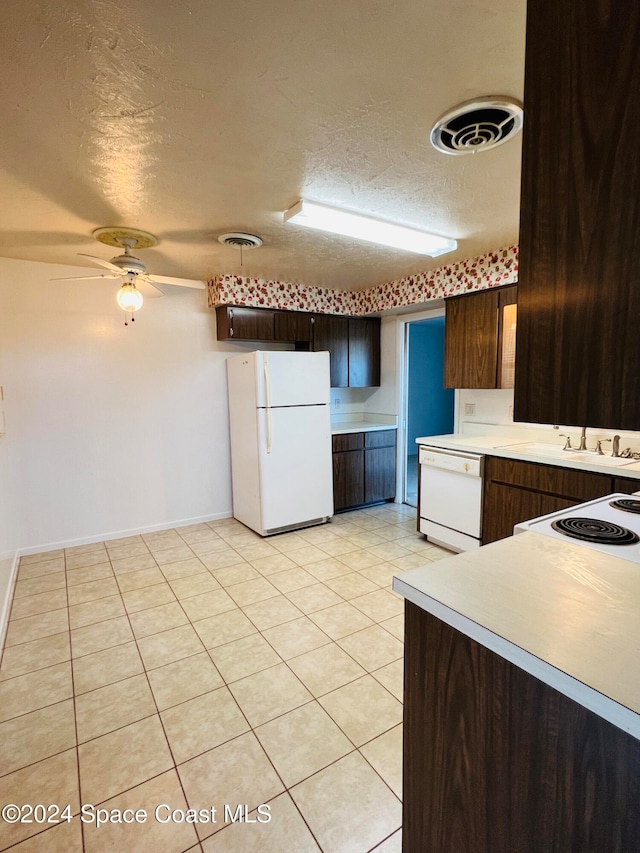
xmin=0 ymin=0 xmax=526 ymax=290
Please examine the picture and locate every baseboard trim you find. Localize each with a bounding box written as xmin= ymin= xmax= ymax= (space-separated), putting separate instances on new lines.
xmin=15 ymin=510 xmax=234 ymax=558
xmin=0 ymin=552 xmax=20 ymax=653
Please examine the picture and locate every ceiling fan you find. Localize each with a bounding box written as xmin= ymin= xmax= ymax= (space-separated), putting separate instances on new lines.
xmin=52 ymin=227 xmax=206 ymax=324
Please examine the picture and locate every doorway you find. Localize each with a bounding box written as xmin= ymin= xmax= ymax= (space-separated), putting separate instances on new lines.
xmin=403 ymin=316 xmax=454 ymax=506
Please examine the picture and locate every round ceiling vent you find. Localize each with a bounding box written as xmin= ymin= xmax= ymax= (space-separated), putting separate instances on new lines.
xmin=430 ymin=97 xmax=523 ymax=155
xmin=218 ymin=232 xmax=263 ymax=248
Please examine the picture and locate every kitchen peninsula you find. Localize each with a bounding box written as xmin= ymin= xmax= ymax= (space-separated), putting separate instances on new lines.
xmin=393 ymin=534 xmax=640 ymax=852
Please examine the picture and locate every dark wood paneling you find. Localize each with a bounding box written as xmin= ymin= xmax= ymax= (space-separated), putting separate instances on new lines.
xmin=403 ymin=601 xmax=640 ymax=853
xmin=348 ymin=317 xmax=381 ymax=387
xmin=274 ymin=310 xmax=313 ymax=342
xmin=613 ymin=477 xmax=640 ymax=495
xmin=364 ymin=446 xmax=396 ymax=504
xmin=482 ymin=481 xmax=578 ymax=545
xmin=364 ymin=429 xmax=396 ymax=449
xmin=482 ymin=457 xmax=616 ymax=545
xmin=215 ymin=305 xmax=275 ymax=341
xmin=313 ymin=314 xmax=349 ymax=388
xmin=332 ymin=448 xmax=364 ymax=511
xmin=444 ymin=289 xmax=500 ymax=389
xmin=332 ymin=432 xmax=365 ymax=452
xmin=484 ymin=457 xmax=611 ymax=502
xmin=514 ymin=3 xmax=640 ymax=429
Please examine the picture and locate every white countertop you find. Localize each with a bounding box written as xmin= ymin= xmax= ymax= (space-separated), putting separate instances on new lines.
xmin=393 ymin=532 xmax=640 ymax=739
xmin=331 ymin=413 xmax=398 ymax=435
xmin=415 ymin=432 xmax=640 ymax=479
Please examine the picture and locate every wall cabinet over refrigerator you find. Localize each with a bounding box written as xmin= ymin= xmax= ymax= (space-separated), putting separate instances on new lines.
xmin=444 ymin=284 xmax=517 ymax=389
xmin=514 ymin=3 xmax=640 ymax=430
xmin=216 ymin=305 xmax=380 ymax=388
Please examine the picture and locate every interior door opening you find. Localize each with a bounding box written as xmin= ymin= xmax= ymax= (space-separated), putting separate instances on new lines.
xmin=403 ymin=316 xmax=454 ymax=506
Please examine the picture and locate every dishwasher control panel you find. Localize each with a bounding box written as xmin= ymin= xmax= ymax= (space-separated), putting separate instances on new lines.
xmin=419 ymin=445 xmax=484 ymax=477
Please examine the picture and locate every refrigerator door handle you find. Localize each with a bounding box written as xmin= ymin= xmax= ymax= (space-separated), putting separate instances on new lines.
xmin=263 ymin=355 xmax=272 ymax=454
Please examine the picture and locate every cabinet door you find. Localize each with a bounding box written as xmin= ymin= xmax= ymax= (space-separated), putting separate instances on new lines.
xmin=333 ymin=449 xmax=364 ymax=510
xmin=313 ymin=314 xmax=348 ymax=388
xmin=482 ymin=481 xmax=541 ymax=544
xmin=444 ymin=290 xmax=499 ymax=388
xmin=274 ymin=311 xmax=313 ymax=342
xmin=348 ymin=317 xmax=381 ymax=387
xmin=215 ymin=306 xmax=274 ymax=341
xmin=364 ymin=446 xmax=396 ymax=504
xmin=514 ymin=3 xmax=640 ymax=429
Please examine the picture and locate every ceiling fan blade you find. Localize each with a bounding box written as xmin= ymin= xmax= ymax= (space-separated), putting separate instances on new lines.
xmin=136 ymin=278 xmax=164 ymax=298
xmin=145 ymin=274 xmax=206 ymax=290
xmin=77 ymin=253 xmax=123 ymax=273
xmin=50 ymin=273 xmax=121 ymax=281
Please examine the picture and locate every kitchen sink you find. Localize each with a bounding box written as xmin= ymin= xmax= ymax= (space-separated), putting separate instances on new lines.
xmin=503 ymin=442 xmax=573 ymax=457
xmin=502 ymin=442 xmax=636 ymax=466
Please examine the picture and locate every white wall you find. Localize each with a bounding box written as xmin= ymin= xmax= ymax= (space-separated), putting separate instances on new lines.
xmin=0 ymin=257 xmax=290 ymax=557
xmin=363 ymin=316 xmax=398 ymax=416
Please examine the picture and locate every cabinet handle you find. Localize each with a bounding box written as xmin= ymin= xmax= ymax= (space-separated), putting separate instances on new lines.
xmin=230 ymin=327 xmax=234 ymax=337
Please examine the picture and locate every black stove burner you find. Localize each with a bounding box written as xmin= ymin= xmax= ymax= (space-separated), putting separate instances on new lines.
xmin=610 ymin=499 xmax=640 ymax=515
xmin=551 ymin=517 xmax=639 ymax=545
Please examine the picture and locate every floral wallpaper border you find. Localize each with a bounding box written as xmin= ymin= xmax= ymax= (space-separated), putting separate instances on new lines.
xmin=208 ymin=244 xmax=519 ymax=315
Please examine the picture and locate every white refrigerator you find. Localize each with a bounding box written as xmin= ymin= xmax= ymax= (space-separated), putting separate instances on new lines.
xmin=226 ymin=350 xmax=334 ymax=536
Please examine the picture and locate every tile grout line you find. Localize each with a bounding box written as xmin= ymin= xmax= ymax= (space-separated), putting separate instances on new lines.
xmin=65 ymin=547 xmax=87 ymax=853
xmin=1 ymin=509 xmax=417 ymax=850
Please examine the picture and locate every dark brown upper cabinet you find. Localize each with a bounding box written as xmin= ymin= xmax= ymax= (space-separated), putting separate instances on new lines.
xmin=274 ymin=311 xmax=313 ymax=343
xmin=216 ymin=305 xmax=380 ymax=388
xmin=312 ymin=313 xmax=349 ymax=388
xmin=348 ymin=317 xmax=381 ymax=388
xmin=215 ymin=305 xmax=274 ymax=341
xmin=444 ymin=285 xmax=517 ymax=389
xmin=514 ymin=3 xmax=640 ymax=430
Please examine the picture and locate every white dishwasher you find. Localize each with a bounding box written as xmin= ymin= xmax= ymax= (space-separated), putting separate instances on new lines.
xmin=418 ymin=445 xmax=484 ymax=552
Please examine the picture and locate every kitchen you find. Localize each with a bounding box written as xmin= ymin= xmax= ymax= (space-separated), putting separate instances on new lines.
xmin=1 ymin=1 xmax=639 ymax=852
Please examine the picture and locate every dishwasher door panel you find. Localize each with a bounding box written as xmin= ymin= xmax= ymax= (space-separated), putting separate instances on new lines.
xmin=420 ymin=464 xmax=483 ymax=538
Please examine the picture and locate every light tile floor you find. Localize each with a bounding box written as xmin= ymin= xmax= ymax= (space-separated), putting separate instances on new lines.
xmin=0 ymin=503 xmax=450 ymax=852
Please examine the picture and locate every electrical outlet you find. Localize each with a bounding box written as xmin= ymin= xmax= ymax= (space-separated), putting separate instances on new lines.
xmin=334 ymin=398 xmax=341 ymax=410
xmin=464 ymin=403 xmax=476 ymax=416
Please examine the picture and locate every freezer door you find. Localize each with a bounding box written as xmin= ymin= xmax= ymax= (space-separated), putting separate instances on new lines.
xmin=256 ymin=404 xmax=333 ymax=532
xmin=255 ymin=351 xmax=330 ymax=408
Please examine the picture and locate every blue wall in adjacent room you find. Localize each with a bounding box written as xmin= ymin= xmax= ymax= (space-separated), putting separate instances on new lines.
xmin=407 ymin=317 xmax=454 ymax=449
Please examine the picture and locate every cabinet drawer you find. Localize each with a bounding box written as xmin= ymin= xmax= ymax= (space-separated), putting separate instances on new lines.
xmin=485 ymin=456 xmax=611 ymax=501
xmin=364 ymin=429 xmax=396 ymax=449
xmin=332 ymin=432 xmax=365 ymax=452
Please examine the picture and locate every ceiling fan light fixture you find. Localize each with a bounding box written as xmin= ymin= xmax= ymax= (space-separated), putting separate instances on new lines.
xmin=116 ymin=282 xmax=144 ymax=313
xmin=283 ymin=200 xmax=457 ymax=257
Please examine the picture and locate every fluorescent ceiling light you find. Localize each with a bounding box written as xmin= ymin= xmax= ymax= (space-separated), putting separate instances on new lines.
xmin=283 ymin=199 xmax=457 ymax=257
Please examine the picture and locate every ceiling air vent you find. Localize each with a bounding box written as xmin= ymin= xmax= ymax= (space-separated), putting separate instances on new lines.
xmin=218 ymin=232 xmax=263 ymax=248
xmin=430 ymin=97 xmax=523 ymax=155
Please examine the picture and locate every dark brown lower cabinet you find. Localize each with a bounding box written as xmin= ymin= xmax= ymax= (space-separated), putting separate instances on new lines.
xmin=364 ymin=446 xmax=396 ymax=504
xmin=482 ymin=457 xmax=616 ymax=545
xmin=403 ymin=601 xmax=640 ymax=853
xmin=332 ymin=429 xmax=396 ymax=511
xmin=332 ymin=448 xmax=364 ymax=511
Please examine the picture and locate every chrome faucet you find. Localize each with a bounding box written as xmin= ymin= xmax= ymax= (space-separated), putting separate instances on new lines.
xmin=559 ymin=433 xmax=572 ymax=450
xmin=577 ymin=427 xmax=588 ymax=451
